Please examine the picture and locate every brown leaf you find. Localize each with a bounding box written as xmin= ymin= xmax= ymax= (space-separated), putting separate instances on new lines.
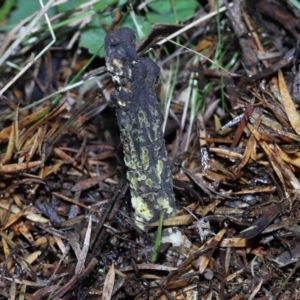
xmin=102 ymin=264 xmax=115 ymax=300
xmin=72 ymin=172 xmax=113 ymax=192
xmin=0 ymin=106 xmax=51 ymax=142
xmin=2 ymin=237 xmax=13 ymax=271
xmin=3 ymin=211 xmax=23 ymax=230
xmin=199 ymin=229 xmax=226 ymax=274
xmin=148 ymin=214 xmax=194 ymax=227
xmin=12 ymin=220 xmax=35 ymax=244
xmin=248 ymin=123 xmax=300 ymax=190
xmin=1 ymin=116 xmax=15 ymax=164
xmin=278 ymin=69 xmax=300 ymax=135
xmin=220 ymin=237 xmax=247 ymax=247
xmin=0 ymin=161 xmax=42 ymax=173
xmin=17 ymin=104 xmax=66 ymax=149
xmin=230 ymin=98 xmax=255 ymax=150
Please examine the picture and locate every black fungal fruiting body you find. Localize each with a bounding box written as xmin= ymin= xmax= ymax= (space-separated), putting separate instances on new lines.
xmin=105 ymin=27 xmax=176 ymax=228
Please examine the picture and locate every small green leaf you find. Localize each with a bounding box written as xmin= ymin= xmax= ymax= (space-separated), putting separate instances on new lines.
xmin=151 ymin=209 xmax=165 ymax=263
xmin=8 ymin=0 xmax=57 ymax=26
xmin=148 ymin=1 xmax=172 ymax=13
xmin=147 ymin=0 xmax=198 ymax=23
xmin=118 ymin=0 xmax=128 ymax=5
xmin=289 ymin=0 xmax=300 ymax=10
xmin=93 ymin=0 xmax=119 ymax=11
xmin=146 ymin=12 xmax=176 ymax=24
xmin=122 ymin=14 xmax=152 ymax=39
xmin=79 ymin=14 xmax=106 ymax=56
xmin=58 ymin=0 xmax=86 ymax=12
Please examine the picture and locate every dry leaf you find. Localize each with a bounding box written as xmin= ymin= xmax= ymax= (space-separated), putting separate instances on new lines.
xmin=102 ymin=264 xmax=115 ymax=300
xmin=278 ymin=69 xmax=300 ymax=135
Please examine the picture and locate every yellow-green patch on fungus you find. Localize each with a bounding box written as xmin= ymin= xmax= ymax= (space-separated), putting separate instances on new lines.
xmin=155 ymin=160 xmax=163 ymax=183
xmin=129 ymin=176 xmax=138 ymax=188
xmin=138 ymin=110 xmax=146 ymax=124
xmin=157 ymin=197 xmax=174 ymax=214
xmin=131 ymin=196 xmax=153 ymax=221
xmin=137 ymin=173 xmax=146 ymax=181
xmin=124 ymin=155 xmax=136 ymax=169
xmin=141 ymin=148 xmax=149 ymax=169
xmin=145 ymin=178 xmax=153 ymax=187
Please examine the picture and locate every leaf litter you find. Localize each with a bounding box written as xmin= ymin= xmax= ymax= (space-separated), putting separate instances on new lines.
xmin=0 ymin=0 xmax=300 ymax=299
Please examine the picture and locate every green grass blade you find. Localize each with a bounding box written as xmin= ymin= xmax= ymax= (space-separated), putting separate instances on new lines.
xmin=48 ymin=276 xmax=64 ymax=300
xmin=151 ymin=209 xmax=165 ymax=262
xmin=289 ymin=0 xmax=300 ymax=10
